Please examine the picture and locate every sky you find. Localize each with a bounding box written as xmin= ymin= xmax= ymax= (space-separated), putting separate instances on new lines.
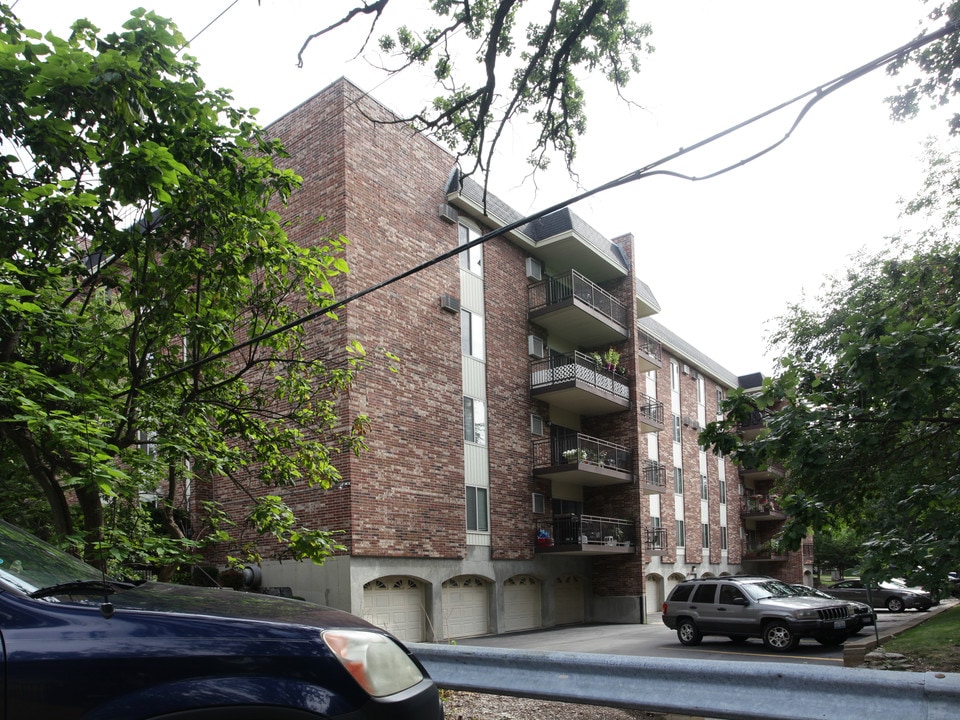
xmin=10 ymin=0 xmax=954 ymax=377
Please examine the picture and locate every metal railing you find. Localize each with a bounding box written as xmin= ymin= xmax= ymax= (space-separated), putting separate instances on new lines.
xmin=530 ymin=351 xmax=629 ymax=399
xmin=528 ymin=269 xmax=628 ymax=327
xmin=411 ymin=644 xmax=960 ymax=720
xmin=640 ymin=459 xmax=666 ymax=490
xmin=531 ymin=433 xmax=631 ymax=472
xmin=536 ymin=514 xmax=634 ymax=549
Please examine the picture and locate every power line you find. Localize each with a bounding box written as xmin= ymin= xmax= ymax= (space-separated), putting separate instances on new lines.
xmin=179 ymin=0 xmax=241 ymax=54
xmin=130 ymin=18 xmax=960 ymax=394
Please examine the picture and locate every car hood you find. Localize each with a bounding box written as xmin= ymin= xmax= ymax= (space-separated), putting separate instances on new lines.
xmin=105 ymin=581 xmax=376 ymax=631
xmin=757 ymin=595 xmax=845 ymax=610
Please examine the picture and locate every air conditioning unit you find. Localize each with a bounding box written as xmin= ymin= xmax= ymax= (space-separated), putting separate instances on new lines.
xmin=438 ymin=203 xmax=458 ymax=224
xmin=525 ymin=256 xmax=543 ymax=281
xmin=439 ymin=294 xmax=460 ymax=313
xmin=527 ymin=334 xmax=547 ymax=359
xmin=682 ymin=364 xmax=691 ymax=375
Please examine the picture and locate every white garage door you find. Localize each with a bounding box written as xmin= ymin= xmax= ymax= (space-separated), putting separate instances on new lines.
xmin=645 ymin=574 xmax=665 ymax=620
xmin=441 ymin=576 xmax=489 ymax=639
xmin=503 ymin=575 xmax=541 ymax=632
xmin=362 ymin=576 xmax=424 ymax=642
xmin=555 ymin=574 xmax=585 ymax=625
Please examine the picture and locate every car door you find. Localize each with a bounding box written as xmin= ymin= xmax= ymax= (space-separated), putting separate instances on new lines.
xmin=686 ymin=583 xmax=720 ymax=632
xmin=715 ymin=583 xmax=754 ymax=636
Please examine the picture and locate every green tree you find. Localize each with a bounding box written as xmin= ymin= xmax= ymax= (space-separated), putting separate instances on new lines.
xmin=813 ymin=524 xmax=863 ymax=580
xmin=700 ymin=214 xmax=960 ymax=593
xmin=0 ymin=6 xmax=368 ymax=576
xmin=298 ymin=1 xmax=653 ymax=186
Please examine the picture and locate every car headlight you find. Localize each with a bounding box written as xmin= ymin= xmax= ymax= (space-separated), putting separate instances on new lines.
xmin=322 ymin=629 xmax=424 ymax=697
xmin=795 ymin=609 xmax=819 ymax=619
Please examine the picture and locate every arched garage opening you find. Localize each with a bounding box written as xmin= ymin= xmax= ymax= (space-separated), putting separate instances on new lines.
xmin=441 ymin=575 xmax=490 ymax=639
xmin=503 ymin=574 xmax=541 ymax=632
xmin=362 ymin=576 xmax=426 ymax=642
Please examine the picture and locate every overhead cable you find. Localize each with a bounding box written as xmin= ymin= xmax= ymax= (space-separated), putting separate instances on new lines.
xmin=132 ymin=18 xmax=960 ymax=393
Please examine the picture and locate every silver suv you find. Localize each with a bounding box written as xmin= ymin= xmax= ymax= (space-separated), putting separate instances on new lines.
xmin=661 ymin=575 xmax=861 ymax=651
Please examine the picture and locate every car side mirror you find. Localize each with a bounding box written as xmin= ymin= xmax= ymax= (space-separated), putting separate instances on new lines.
xmin=731 ymin=597 xmax=749 ymax=606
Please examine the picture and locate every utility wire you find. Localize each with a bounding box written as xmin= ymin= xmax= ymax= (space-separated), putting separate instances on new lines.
xmin=131 ymin=18 xmax=960 ymax=394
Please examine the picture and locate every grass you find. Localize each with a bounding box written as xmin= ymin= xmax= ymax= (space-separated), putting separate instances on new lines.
xmin=881 ymin=605 xmax=960 ymax=673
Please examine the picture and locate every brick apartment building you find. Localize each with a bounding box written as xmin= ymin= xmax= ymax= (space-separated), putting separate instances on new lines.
xmin=209 ymin=78 xmax=811 ymax=642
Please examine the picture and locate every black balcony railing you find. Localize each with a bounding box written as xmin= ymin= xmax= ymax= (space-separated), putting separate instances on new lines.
xmin=536 ymin=514 xmax=635 ymax=550
xmin=528 ymin=269 xmax=628 ymax=327
xmin=532 ymin=433 xmax=631 ymax=472
xmin=636 ymin=328 xmax=663 ymax=365
xmin=644 ymin=527 xmax=669 ymax=552
xmin=637 ymin=391 xmax=664 ymax=427
xmin=530 ymin=351 xmax=629 ymax=400
xmin=640 ymin=460 xmax=667 ymax=490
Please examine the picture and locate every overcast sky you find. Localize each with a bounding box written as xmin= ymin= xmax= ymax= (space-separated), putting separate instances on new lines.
xmin=12 ymin=0 xmax=954 ymax=377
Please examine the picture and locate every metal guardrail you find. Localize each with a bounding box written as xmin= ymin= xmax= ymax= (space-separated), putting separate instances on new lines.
xmin=410 ymin=643 xmax=960 ymax=720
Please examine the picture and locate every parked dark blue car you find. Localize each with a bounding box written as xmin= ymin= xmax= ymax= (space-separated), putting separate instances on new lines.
xmin=0 ymin=520 xmax=443 ymax=719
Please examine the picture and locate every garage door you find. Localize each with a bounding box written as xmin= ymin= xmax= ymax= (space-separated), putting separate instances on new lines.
xmin=645 ymin=574 xmax=664 ymax=620
xmin=441 ymin=576 xmax=489 ymax=639
xmin=555 ymin=574 xmax=585 ymax=625
xmin=362 ymin=576 xmax=425 ymax=642
xmin=503 ymin=575 xmax=541 ymax=632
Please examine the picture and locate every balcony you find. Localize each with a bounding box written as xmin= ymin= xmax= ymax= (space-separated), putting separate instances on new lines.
xmin=636 ymin=328 xmax=662 ymax=373
xmin=741 ymin=495 xmax=786 ymax=521
xmin=637 ymin=391 xmax=665 ymax=433
xmin=738 ymin=409 xmax=771 ymax=441
xmin=530 ymin=351 xmax=630 ymax=416
xmin=528 ymin=270 xmax=629 ymax=346
xmin=532 ymin=434 xmax=631 ymax=487
xmin=639 ymin=459 xmax=667 ymax=495
xmin=535 ymin=515 xmax=635 ymax=555
xmin=742 ymin=541 xmax=787 ymax=562
xmin=644 ymin=527 xmax=669 ymax=555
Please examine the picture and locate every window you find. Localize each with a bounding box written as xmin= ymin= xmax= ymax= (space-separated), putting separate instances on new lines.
xmin=458 ymin=222 xmax=483 ymax=276
xmin=692 ymin=583 xmax=716 ymax=603
xmin=702 ymin=523 xmax=710 ymax=548
xmin=670 ymin=361 xmax=680 ymax=390
xmin=672 ymin=414 xmax=681 ymax=443
xmin=719 ymin=477 xmax=727 ymax=504
xmin=463 ymin=397 xmax=487 ymax=445
xmin=460 ymin=308 xmax=485 ymax=359
xmin=721 ymin=526 xmax=728 ymax=550
xmin=700 ymin=473 xmax=708 ymax=500
xmin=716 ymin=387 xmax=724 ymax=415
xmin=676 ymin=519 xmax=685 ymax=548
xmin=718 ymin=583 xmax=744 ymax=605
xmin=696 ymin=375 xmax=705 ymax=405
xmin=466 ymin=486 xmax=489 ymax=531
xmin=674 ymin=467 xmax=684 ymax=494
xmin=530 ymin=414 xmax=544 ymax=436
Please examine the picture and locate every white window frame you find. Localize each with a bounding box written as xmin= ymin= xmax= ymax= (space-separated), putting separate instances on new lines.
xmin=458 ymin=221 xmax=483 ymax=276
xmin=463 ymin=396 xmax=487 ymax=445
xmin=460 ymin=308 xmax=485 ymax=359
xmin=466 ymin=485 xmax=489 ymax=532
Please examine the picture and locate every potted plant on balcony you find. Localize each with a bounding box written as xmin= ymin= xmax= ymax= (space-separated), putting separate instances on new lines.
xmin=562 ymin=448 xmax=586 ymax=463
xmin=536 ymin=528 xmax=553 ymax=547
xmin=592 ymin=346 xmax=620 ymax=372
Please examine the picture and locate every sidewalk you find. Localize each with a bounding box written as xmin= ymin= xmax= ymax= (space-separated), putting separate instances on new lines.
xmin=843 ymin=597 xmax=957 ymax=667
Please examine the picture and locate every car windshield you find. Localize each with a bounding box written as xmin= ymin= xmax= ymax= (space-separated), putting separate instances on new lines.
xmin=0 ymin=520 xmax=105 ymax=596
xmin=741 ymin=580 xmax=797 ymax=600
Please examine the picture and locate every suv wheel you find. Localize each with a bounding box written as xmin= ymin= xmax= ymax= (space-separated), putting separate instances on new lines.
xmin=886 ymin=596 xmax=905 ymax=613
xmin=676 ymin=618 xmax=702 ymax=646
xmin=814 ymin=633 xmax=846 ymax=647
xmin=762 ymin=621 xmax=799 ymax=652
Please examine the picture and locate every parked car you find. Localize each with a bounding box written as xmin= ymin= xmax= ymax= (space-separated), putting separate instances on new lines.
xmin=822 ymin=578 xmax=935 ymax=613
xmin=661 ymin=575 xmax=861 ymax=652
xmin=0 ymin=519 xmax=442 ymax=719
xmin=789 ymin=583 xmax=876 ymax=632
